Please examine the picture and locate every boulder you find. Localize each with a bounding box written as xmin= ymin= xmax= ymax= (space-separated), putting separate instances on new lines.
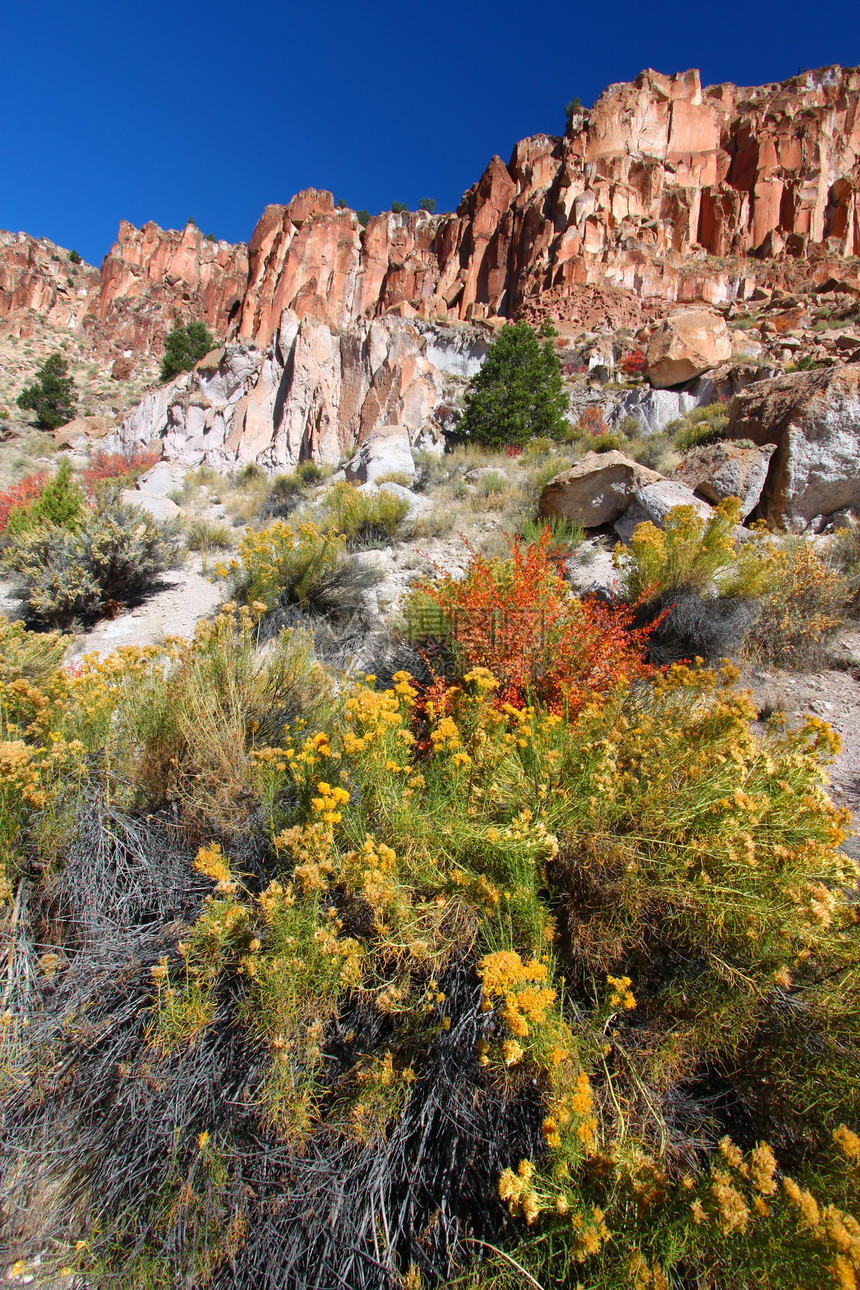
xmin=120 ymin=489 xmax=180 ymax=522
xmin=614 ymin=479 xmax=713 ymax=543
xmin=345 ymin=425 xmax=416 ymax=485
xmin=675 ymin=440 xmax=776 ymax=519
xmin=646 ymin=310 xmax=733 ymax=389
xmin=564 ymin=544 xmax=620 ymax=598
xmin=356 ymin=480 xmax=430 ymax=520
xmin=136 ymin=463 xmax=184 ymax=497
xmin=726 ymin=364 xmax=860 ymax=525
xmin=538 ymin=450 xmax=663 ymax=528
xmin=54 ymin=415 xmax=113 ymax=446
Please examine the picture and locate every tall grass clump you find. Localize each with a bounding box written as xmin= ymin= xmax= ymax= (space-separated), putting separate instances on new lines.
xmin=322 ymin=480 xmax=409 ymax=547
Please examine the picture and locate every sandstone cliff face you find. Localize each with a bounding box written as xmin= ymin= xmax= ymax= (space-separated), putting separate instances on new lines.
xmin=5 ymin=65 xmax=859 ymax=362
xmin=94 ymin=221 xmax=248 ymax=356
xmin=234 ymin=65 xmax=860 ymax=347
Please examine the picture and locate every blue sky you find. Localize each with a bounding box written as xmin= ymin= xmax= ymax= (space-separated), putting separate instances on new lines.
xmin=4 ymin=0 xmax=859 ymax=266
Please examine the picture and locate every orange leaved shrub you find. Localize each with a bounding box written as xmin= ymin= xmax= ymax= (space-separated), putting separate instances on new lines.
xmin=413 ymin=529 xmax=653 ymax=713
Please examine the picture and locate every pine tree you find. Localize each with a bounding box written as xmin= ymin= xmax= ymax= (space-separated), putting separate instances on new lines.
xmin=17 ymin=352 xmax=77 ymax=430
xmin=459 ymin=321 xmax=568 ymax=448
xmin=160 ymin=320 xmax=215 ymax=383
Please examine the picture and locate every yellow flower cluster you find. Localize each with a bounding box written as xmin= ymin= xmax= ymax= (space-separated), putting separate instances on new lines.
xmin=478 ymin=950 xmax=557 ymax=1039
xmin=193 ymin=842 xmax=236 ymax=894
xmin=311 ymin=780 xmax=350 ymax=826
xmin=607 ymin=974 xmax=636 ymax=1011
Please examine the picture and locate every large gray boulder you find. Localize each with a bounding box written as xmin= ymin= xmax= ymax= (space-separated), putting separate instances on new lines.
xmin=726 ymin=363 xmax=860 ymax=526
xmin=345 ymin=425 xmax=416 ymax=485
xmin=539 ymin=451 xmax=663 ymax=528
xmin=675 ymin=440 xmax=776 ymax=519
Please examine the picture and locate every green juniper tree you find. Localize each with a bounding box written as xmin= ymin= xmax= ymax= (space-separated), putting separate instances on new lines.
xmin=17 ymin=353 xmax=77 ymax=430
xmin=458 ymin=320 xmax=569 ymax=448
xmin=160 ymin=320 xmax=215 ymax=382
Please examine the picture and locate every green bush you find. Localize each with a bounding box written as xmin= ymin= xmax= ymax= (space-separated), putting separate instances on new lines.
xmin=160 ymin=320 xmax=215 ymax=383
xmin=519 ymin=513 xmax=583 ymax=551
xmin=418 ymin=197 xmax=436 ymax=213
xmin=459 ymin=321 xmax=569 ymax=448
xmin=16 ymin=353 xmax=77 ymax=430
xmin=356 ymin=209 xmax=370 ymax=228
xmin=667 ymin=401 xmax=730 ymax=453
xmin=321 ymin=481 xmax=409 ymax=547
xmin=297 ymin=461 xmax=327 ymax=486
xmin=68 ymin=249 xmax=82 ymax=265
xmin=3 ymin=500 xmax=183 ymax=628
xmin=4 ymin=461 xmax=84 ymax=538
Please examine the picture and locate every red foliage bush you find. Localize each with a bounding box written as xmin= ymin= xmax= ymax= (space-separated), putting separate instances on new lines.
xmin=418 ymin=529 xmax=653 ymax=714
xmin=80 ymin=445 xmax=161 ymax=490
xmin=0 ymin=473 xmax=47 ymax=533
xmin=577 ymin=406 xmax=607 ymax=437
xmin=620 ymin=349 xmax=647 ymax=376
xmin=504 ymin=444 xmax=522 ymax=458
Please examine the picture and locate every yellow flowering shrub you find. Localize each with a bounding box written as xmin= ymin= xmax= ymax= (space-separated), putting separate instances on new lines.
xmin=3 ymin=604 xmax=859 ymax=1290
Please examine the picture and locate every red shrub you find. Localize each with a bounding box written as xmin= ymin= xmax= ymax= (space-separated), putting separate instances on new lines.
xmin=504 ymin=444 xmax=522 ymax=458
xmin=577 ymin=406 xmax=607 ymax=437
xmin=80 ymin=444 xmax=161 ymax=490
xmin=620 ymin=349 xmax=647 ymax=376
xmin=0 ymin=473 xmax=47 ymax=533
xmin=418 ymin=530 xmax=653 ymax=714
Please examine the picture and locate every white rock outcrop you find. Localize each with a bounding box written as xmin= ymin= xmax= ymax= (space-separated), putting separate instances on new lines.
xmin=107 ymin=314 xmax=489 ymax=472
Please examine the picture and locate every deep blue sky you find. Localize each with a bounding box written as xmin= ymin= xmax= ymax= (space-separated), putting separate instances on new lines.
xmin=5 ymin=0 xmax=859 ymax=266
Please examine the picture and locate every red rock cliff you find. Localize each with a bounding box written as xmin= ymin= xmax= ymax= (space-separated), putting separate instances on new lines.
xmin=238 ymin=65 xmax=860 ymax=346
xmin=4 ymin=66 xmax=859 ymax=358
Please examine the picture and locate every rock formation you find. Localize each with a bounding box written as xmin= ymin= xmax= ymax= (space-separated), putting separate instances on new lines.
xmin=0 ymin=232 xmax=100 ymax=338
xmin=113 ymin=314 xmax=490 ymax=471
xmin=5 ymin=64 xmax=860 ymax=362
xmin=727 ymin=363 xmax=860 ymax=525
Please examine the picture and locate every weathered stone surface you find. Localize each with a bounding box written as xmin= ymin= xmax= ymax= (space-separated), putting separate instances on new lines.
xmin=345 ymin=425 xmax=415 ymax=485
xmin=726 ymin=364 xmax=860 ymax=525
xmin=675 ymin=440 xmax=776 ymax=518
xmin=539 ymin=450 xmax=664 ymax=527
xmin=5 ymin=66 xmax=860 ymax=371
xmin=614 ymin=479 xmax=713 ymax=543
xmin=646 ymin=310 xmax=733 ymax=388
xmin=120 ymin=489 xmax=180 ymax=521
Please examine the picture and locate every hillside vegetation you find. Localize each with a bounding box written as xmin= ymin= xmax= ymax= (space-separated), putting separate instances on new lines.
xmin=1 ymin=519 xmax=859 ymax=1289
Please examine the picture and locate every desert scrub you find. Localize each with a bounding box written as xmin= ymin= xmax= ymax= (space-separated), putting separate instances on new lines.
xmin=219 ymin=519 xmax=380 ymax=620
xmin=616 ymin=502 xmax=852 ymax=667
xmin=321 ymin=480 xmax=409 ymax=547
xmin=748 ymin=534 xmax=851 ymax=667
xmin=665 ymin=400 xmax=730 ymax=453
xmin=613 ymin=498 xmax=767 ymax=602
xmin=2 ymin=646 xmax=857 ymax=1288
xmin=2 ymin=498 xmax=183 ymax=628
